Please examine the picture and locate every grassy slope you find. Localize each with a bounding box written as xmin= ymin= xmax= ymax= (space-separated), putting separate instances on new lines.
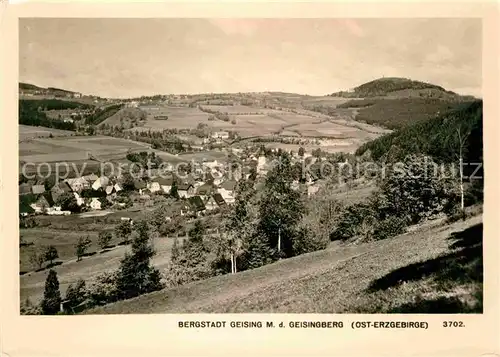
xmin=85 ymin=213 xmax=482 ymax=314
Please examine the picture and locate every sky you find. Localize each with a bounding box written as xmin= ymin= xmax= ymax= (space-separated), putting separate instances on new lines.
xmin=19 ymin=18 xmax=482 ymax=98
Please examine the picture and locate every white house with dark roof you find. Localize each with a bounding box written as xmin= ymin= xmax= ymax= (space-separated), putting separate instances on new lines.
xmin=218 ymin=180 xmax=236 ymax=204
xmin=178 ymin=183 xmax=195 ymax=199
xmin=90 ymin=197 xmax=102 ymax=210
xmin=66 ymin=177 xmax=90 ymax=192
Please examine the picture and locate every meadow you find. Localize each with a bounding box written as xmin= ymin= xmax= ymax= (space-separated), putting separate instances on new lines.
xmin=19 ymin=135 xmax=151 ymax=164
xmin=19 ymin=124 xmax=75 ymax=140
xmin=85 ymin=214 xmax=482 ymax=314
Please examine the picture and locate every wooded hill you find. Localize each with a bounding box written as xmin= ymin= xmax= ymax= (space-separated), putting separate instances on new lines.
xmin=331 ymin=77 xmax=459 ymax=98
xmin=356 ymin=100 xmax=483 ymax=174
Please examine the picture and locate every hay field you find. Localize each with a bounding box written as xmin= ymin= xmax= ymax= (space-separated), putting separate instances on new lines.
xmin=19 ymin=125 xmax=75 ymax=140
xmin=19 ymin=136 xmax=150 ymax=163
xmin=202 ymin=104 xmax=284 ymax=115
xmin=139 ymin=106 xmax=210 ymax=130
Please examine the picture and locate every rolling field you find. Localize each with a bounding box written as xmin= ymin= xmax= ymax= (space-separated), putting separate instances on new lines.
xmin=19 ymin=136 xmax=151 ymax=164
xmin=119 ymin=103 xmax=389 ymax=147
xmin=85 ymin=214 xmax=483 ymax=314
xmin=201 ymin=104 xmax=284 ymax=115
xmin=135 ymin=106 xmax=210 ymax=130
xmin=19 ymin=125 xmax=75 ymax=140
xmin=20 ymin=235 xmax=178 ymax=304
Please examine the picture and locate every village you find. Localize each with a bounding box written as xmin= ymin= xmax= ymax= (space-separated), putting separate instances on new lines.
xmin=19 ymin=140 xmax=322 ymax=222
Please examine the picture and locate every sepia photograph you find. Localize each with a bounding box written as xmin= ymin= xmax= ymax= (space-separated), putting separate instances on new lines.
xmin=17 ymin=17 xmax=484 ymax=316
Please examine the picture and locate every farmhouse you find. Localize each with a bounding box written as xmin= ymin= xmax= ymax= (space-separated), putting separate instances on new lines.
xmin=30 ymin=194 xmax=52 ymax=214
xmin=218 ymin=180 xmax=237 ymax=204
xmin=205 ymin=193 xmax=226 ymax=211
xmin=90 ymin=197 xmax=102 ymax=210
xmin=196 ymin=183 xmax=215 ymax=198
xmin=157 ymin=177 xmax=173 ymax=194
xmin=178 ymin=183 xmax=195 ymax=199
xmin=147 ymin=181 xmax=162 ymax=193
xmin=211 ymin=131 xmax=229 ymax=140
xmin=66 ymin=177 xmax=90 ymax=192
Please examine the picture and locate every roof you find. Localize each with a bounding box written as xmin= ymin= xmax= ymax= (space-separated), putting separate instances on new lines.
xmin=204 ymin=172 xmax=215 ymax=182
xmin=32 ymin=185 xmax=45 ymax=195
xmin=178 ymin=183 xmax=194 ymax=191
xmin=41 ymin=192 xmax=55 ymax=207
xmin=133 ymin=180 xmax=147 ymax=189
xmin=105 ymin=185 xmax=114 ymax=194
xmin=19 ymin=193 xmax=37 ymax=213
xmin=19 ymin=183 xmax=32 ymax=195
xmin=93 ymin=176 xmax=110 ymax=187
xmin=156 ymin=177 xmax=173 ymax=186
xmin=196 ymin=183 xmax=214 ymax=195
xmin=187 ymin=196 xmax=206 ymax=211
xmin=213 ymin=193 xmax=226 ymax=206
xmin=53 ymin=181 xmax=72 ymax=193
xmin=220 ymin=180 xmax=237 ymax=191
xmin=84 ymin=173 xmax=99 ymax=181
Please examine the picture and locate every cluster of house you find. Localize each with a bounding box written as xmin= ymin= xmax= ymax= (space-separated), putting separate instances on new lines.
xmin=18 ymin=167 xmax=240 ymax=217
xmin=19 ymin=173 xmax=120 ymax=216
xmin=18 ymin=150 xmax=321 ymax=218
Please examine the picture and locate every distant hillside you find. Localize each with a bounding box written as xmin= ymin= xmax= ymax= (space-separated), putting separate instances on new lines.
xmin=330 ymin=77 xmax=460 ymax=98
xmin=47 ymin=87 xmax=76 ymax=94
xmin=19 ymin=82 xmax=44 ymax=91
xmin=338 ymin=97 xmax=468 ymax=130
xmin=98 ymin=107 xmax=147 ymax=128
xmin=356 ymin=99 xmax=483 ymax=167
xmin=19 ymin=82 xmax=81 ymax=96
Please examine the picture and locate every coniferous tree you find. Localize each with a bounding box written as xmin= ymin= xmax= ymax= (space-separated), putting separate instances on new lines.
xmin=115 ymin=221 xmax=164 ymax=300
xmin=170 ymin=180 xmax=179 ymax=199
xmin=41 ymin=269 xmax=61 ymax=315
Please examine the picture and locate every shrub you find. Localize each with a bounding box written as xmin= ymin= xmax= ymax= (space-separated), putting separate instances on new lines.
xmin=20 ymin=298 xmax=41 ymax=315
xmin=87 ymin=272 xmax=120 ymax=307
xmin=331 ymin=203 xmax=376 ymax=241
xmin=75 ymin=236 xmax=92 ymax=261
xmin=445 ymin=204 xmax=468 ymax=223
xmin=372 ymin=216 xmax=407 ymax=241
xmin=292 ymin=226 xmax=328 ymax=255
xmin=98 ymin=231 xmax=113 ymax=249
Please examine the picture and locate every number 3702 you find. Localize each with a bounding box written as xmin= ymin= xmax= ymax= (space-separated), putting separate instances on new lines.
xmin=443 ymin=321 xmax=465 ymax=327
